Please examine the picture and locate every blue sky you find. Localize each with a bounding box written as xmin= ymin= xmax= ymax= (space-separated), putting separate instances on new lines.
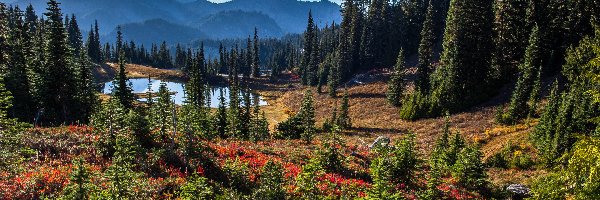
xmin=208 ymin=0 xmax=342 ymax=4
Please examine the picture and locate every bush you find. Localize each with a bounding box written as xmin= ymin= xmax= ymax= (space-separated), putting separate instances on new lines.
xmin=452 ymin=145 xmax=488 ymax=190
xmin=275 ymin=114 xmax=304 ymax=139
xmin=178 ymin=173 xmax=215 ymax=200
xmin=295 ymin=158 xmax=325 ymax=199
xmin=222 ymin=158 xmax=252 ymax=193
xmin=399 ymin=90 xmax=429 ymax=120
xmin=252 ymin=161 xmax=286 ymax=199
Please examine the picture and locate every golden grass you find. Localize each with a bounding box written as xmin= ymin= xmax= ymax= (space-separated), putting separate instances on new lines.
xmin=255 ymin=71 xmax=545 ymax=186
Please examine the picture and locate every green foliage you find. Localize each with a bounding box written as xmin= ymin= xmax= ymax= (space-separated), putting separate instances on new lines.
xmin=336 ymin=90 xmax=351 ymax=129
xmin=452 ymin=145 xmax=488 ymax=190
xmin=486 ymin=143 xmax=534 ymax=170
xmin=498 ymin=26 xmax=543 ymax=124
xmin=223 ymin=158 xmax=252 ymax=193
xmin=112 ymin=49 xmax=135 ymax=110
xmin=387 ymin=49 xmax=406 ymax=107
xmin=103 ymin=134 xmax=143 ymax=199
xmin=178 ymin=173 xmax=215 ymax=200
xmin=402 ymin=0 xmax=495 ymax=119
xmin=252 ymin=161 xmax=286 ymax=199
xmin=61 ymin=158 xmax=95 ymax=200
xmin=316 ymin=127 xmax=345 ymax=173
xmin=0 ymin=77 xmax=30 ymax=172
xmin=399 ymin=90 xmax=429 ymax=121
xmin=249 ymin=99 xmax=269 ymax=141
xmin=529 ymin=137 xmax=600 ymax=199
xmin=295 ymin=157 xmax=325 ymax=199
xmin=277 ymin=90 xmax=316 ymax=141
xmin=91 ymin=97 xmax=128 ymax=157
xmin=214 ymin=88 xmax=228 ymax=138
xmin=149 ymin=82 xmax=175 ymax=145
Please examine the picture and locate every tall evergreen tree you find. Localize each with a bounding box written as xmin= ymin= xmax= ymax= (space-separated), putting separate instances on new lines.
xmin=499 ymin=26 xmax=542 ymax=124
xmin=387 ymin=49 xmax=406 ymax=107
xmin=215 ymin=88 xmax=228 ymax=138
xmin=41 ymin=0 xmax=78 ymax=124
xmin=299 ymin=89 xmax=316 ymax=143
xmin=492 ymin=0 xmax=528 ymax=82
xmin=416 ymin=0 xmax=435 ymax=92
xmin=337 ymin=89 xmax=351 ymax=129
xmin=252 ymin=27 xmax=260 ymax=78
xmin=427 ymin=0 xmax=494 ymax=115
xmin=112 ymin=51 xmax=134 ymax=109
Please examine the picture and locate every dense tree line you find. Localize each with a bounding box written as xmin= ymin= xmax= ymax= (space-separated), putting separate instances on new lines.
xmin=0 ymin=1 xmax=97 ymax=125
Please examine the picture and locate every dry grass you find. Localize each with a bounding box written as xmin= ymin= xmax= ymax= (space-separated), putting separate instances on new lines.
xmin=107 ymin=63 xmax=187 ymax=81
xmin=255 ymin=71 xmax=546 ymax=186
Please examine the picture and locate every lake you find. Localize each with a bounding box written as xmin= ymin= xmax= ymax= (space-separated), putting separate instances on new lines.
xmin=103 ymin=78 xmax=267 ymax=108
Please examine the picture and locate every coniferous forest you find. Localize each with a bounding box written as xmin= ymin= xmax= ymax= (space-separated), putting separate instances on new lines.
xmin=0 ymin=0 xmax=599 ymax=199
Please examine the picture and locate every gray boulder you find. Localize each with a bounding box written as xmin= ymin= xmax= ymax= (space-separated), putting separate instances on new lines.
xmin=506 ymin=184 xmax=531 ymax=200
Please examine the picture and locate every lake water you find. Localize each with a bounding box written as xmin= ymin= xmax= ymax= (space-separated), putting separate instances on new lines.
xmin=103 ymin=78 xmax=267 ymax=108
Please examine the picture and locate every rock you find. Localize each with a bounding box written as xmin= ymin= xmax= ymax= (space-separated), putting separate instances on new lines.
xmin=506 ymin=184 xmax=531 ymax=200
xmin=369 ymin=136 xmax=391 ymax=149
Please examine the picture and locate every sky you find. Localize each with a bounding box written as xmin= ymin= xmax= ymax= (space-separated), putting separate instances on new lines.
xmin=208 ymin=0 xmax=342 ymax=4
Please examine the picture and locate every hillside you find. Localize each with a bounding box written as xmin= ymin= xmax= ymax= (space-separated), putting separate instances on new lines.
xmin=11 ymin=0 xmax=341 ymax=41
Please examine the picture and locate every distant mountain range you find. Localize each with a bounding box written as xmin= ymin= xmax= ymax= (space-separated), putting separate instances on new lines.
xmin=10 ymin=0 xmax=341 ymax=45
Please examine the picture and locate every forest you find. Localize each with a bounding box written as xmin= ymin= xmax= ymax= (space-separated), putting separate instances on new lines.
xmin=0 ymin=0 xmax=599 ymax=199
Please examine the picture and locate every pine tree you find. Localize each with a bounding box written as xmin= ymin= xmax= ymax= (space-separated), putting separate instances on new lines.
xmin=67 ymin=14 xmax=82 ymax=56
xmin=327 ymin=53 xmax=340 ymax=97
xmin=416 ymin=0 xmax=435 ymax=92
xmin=62 ymin=158 xmax=94 ymax=200
xmin=387 ymin=49 xmax=406 ymax=107
xmin=41 ymin=0 xmax=78 ymax=124
xmin=112 ymin=51 xmax=134 ymax=109
xmin=499 ymin=26 xmax=542 ymax=124
xmin=215 ymin=88 xmax=228 ymax=138
xmin=252 ymin=27 xmax=260 ymax=78
xmin=250 ymin=96 xmax=269 ymax=141
xmin=150 ymin=82 xmax=175 ymax=145
xmin=427 ymin=0 xmax=494 ymax=115
xmin=452 ymin=145 xmax=488 ymax=190
xmin=491 ymin=0 xmax=528 ymax=82
xmin=5 ymin=7 xmax=35 ymax=122
xmin=337 ymin=89 xmax=351 ymax=129
xmin=301 ymin=11 xmax=316 ymax=85
xmin=74 ymin=47 xmax=98 ymax=123
xmin=299 ymin=89 xmax=316 ymax=143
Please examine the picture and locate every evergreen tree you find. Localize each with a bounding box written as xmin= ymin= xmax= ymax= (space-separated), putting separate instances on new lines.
xmin=66 ymin=14 xmax=82 ymax=56
xmin=74 ymin=47 xmax=98 ymax=123
xmin=416 ymin=0 xmax=435 ymax=92
xmin=427 ymin=0 xmax=494 ymax=116
xmin=327 ymin=53 xmax=340 ymax=97
xmin=491 ymin=0 xmax=528 ymax=82
xmin=5 ymin=7 xmax=35 ymax=122
xmin=499 ymin=26 xmax=543 ymax=124
xmin=452 ymin=145 xmax=488 ymax=190
xmin=337 ymin=89 xmax=351 ymax=129
xmin=215 ymin=88 xmax=228 ymax=138
xmin=301 ymin=11 xmax=317 ymax=85
xmin=40 ymin=0 xmax=78 ymax=124
xmin=62 ymin=158 xmax=95 ymax=200
xmin=252 ymin=27 xmax=260 ymax=78
xmin=299 ymin=89 xmax=316 ymax=143
xmin=112 ymin=51 xmax=134 ymax=109
xmin=387 ymin=49 xmax=406 ymax=107
xmin=250 ymin=96 xmax=269 ymax=141
xmin=150 ymin=82 xmax=175 ymax=145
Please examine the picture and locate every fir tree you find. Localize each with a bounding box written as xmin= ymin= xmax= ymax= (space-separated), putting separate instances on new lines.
xmin=215 ymin=88 xmax=228 ymax=138
xmin=427 ymin=0 xmax=494 ymax=115
xmin=491 ymin=0 xmax=528 ymax=82
xmin=62 ymin=158 xmax=94 ymax=200
xmin=41 ymin=0 xmax=78 ymax=124
xmin=150 ymin=82 xmax=175 ymax=145
xmin=251 ymin=27 xmax=260 ymax=78
xmin=416 ymin=0 xmax=435 ymax=92
xmin=112 ymin=51 xmax=134 ymax=109
xmin=499 ymin=25 xmax=543 ymax=124
xmin=299 ymin=89 xmax=316 ymax=143
xmin=387 ymin=48 xmax=406 ymax=107
xmin=337 ymin=89 xmax=351 ymax=129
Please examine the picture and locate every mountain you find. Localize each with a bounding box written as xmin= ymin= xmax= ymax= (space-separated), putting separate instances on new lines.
xmin=193 ymin=10 xmax=284 ymax=40
xmin=106 ymin=19 xmax=207 ymax=46
xmin=11 ymin=0 xmax=341 ymax=42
